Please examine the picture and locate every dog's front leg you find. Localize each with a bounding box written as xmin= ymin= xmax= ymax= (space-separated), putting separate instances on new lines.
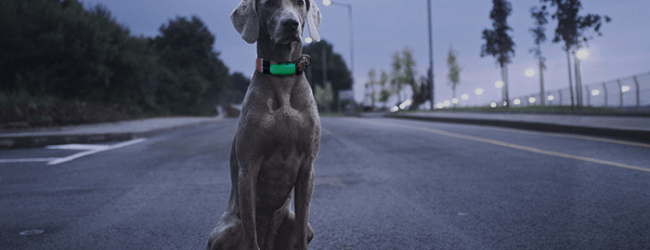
xmin=239 ymin=163 xmax=261 ymax=250
xmin=294 ymin=164 xmax=315 ymax=250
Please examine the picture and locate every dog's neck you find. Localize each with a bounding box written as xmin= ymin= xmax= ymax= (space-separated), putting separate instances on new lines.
xmin=256 ymin=34 xmax=302 ymax=63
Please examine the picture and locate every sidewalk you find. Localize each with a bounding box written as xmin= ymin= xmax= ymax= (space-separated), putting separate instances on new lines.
xmin=386 ymin=111 xmax=650 ymax=142
xmin=0 ymin=116 xmax=224 ymax=149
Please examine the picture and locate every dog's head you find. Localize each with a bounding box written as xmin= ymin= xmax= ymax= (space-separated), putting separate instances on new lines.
xmin=231 ymin=0 xmax=321 ymax=44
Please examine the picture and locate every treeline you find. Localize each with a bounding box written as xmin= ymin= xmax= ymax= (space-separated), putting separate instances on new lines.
xmin=0 ymin=0 xmax=249 ymax=117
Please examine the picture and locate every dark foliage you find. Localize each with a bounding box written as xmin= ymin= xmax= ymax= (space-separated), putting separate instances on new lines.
xmin=481 ymin=0 xmax=516 ymax=67
xmin=302 ymin=40 xmax=353 ymax=111
xmin=0 ymin=0 xmax=241 ymax=124
xmin=151 ymin=16 xmax=231 ymax=115
xmin=540 ymin=0 xmax=611 ymax=50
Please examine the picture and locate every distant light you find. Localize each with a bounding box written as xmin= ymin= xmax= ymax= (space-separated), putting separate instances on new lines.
xmin=525 ymin=68 xmax=536 ymax=78
xmin=436 ymin=102 xmax=444 ymax=109
xmin=490 ymin=102 xmax=497 ymax=108
xmin=576 ymin=49 xmax=589 ymax=60
xmin=503 ymin=101 xmax=508 ymax=106
xmin=304 ymin=37 xmax=313 ymax=44
xmin=452 ymin=98 xmax=459 ymax=104
xmin=592 ymin=89 xmax=600 ymax=96
xmin=443 ymin=100 xmax=451 ymax=107
xmin=548 ymin=95 xmax=555 ymax=101
xmin=322 ymin=0 xmax=332 ymax=6
xmin=622 ymin=85 xmax=630 ymax=93
xmin=529 ymin=97 xmax=536 ymax=104
xmin=475 ymin=88 xmax=484 ymax=96
xmin=495 ymin=81 xmax=504 ymax=88
xmin=461 ymin=94 xmax=469 ymax=100
xmin=390 ymin=106 xmax=399 ymax=112
xmin=514 ymin=99 xmax=521 ymax=105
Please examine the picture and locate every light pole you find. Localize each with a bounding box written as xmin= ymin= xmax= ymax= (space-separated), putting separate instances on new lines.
xmin=475 ymin=88 xmax=484 ymax=107
xmin=495 ymin=81 xmax=503 ymax=106
xmin=322 ymin=0 xmax=354 ymax=85
xmin=427 ymin=0 xmax=435 ymax=110
xmin=576 ymin=49 xmax=588 ymax=108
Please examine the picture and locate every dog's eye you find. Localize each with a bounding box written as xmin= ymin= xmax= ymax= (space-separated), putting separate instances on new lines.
xmin=265 ymin=0 xmax=275 ymax=6
xmin=297 ymin=0 xmax=304 ymax=7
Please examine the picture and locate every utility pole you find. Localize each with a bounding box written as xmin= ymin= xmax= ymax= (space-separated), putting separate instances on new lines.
xmin=427 ymin=0 xmax=435 ymax=110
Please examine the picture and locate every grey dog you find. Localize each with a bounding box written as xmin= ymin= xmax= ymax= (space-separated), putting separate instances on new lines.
xmin=206 ymin=0 xmax=322 ymax=250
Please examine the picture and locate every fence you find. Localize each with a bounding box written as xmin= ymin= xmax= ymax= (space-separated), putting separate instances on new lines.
xmin=503 ymin=71 xmax=650 ymax=110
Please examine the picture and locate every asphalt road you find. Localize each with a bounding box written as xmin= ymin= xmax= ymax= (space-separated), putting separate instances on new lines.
xmin=1 ymin=117 xmax=649 ymax=249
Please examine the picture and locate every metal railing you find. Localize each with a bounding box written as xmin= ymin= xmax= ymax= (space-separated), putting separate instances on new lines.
xmin=504 ymin=71 xmax=650 ymax=110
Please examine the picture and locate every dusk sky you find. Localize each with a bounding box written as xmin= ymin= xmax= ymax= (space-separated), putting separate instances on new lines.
xmin=79 ymin=0 xmax=650 ymax=106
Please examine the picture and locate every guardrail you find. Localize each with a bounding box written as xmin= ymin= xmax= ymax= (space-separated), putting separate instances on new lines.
xmin=505 ymin=71 xmax=650 ymax=110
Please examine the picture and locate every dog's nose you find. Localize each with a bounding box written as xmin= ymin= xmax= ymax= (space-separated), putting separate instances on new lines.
xmin=282 ymin=19 xmax=299 ymax=31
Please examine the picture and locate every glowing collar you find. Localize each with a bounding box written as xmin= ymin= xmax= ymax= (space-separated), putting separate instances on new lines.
xmin=256 ymin=55 xmax=311 ymax=76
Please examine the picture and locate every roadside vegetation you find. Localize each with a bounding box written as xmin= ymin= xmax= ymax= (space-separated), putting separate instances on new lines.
xmin=0 ymin=0 xmax=249 ymax=129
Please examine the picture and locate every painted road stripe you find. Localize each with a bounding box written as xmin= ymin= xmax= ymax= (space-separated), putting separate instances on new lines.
xmin=46 ymin=144 xmax=111 ymax=151
xmin=359 ymin=119 xmax=650 ymax=173
xmin=47 ymin=138 xmax=146 ymax=165
xmin=484 ymin=126 xmax=650 ymax=149
xmin=0 ymin=158 xmax=60 ymax=163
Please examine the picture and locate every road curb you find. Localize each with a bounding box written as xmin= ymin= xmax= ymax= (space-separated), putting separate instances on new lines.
xmin=385 ymin=114 xmax=650 ymax=143
xmin=0 ymin=119 xmax=223 ymax=149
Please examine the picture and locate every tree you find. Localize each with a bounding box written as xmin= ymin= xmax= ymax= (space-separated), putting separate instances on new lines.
xmin=387 ymin=47 xmax=428 ymax=110
xmin=378 ymin=70 xmax=391 ymax=110
xmin=365 ymin=69 xmax=378 ymax=109
xmin=481 ymin=0 xmax=515 ymax=107
xmin=152 ymin=16 xmax=231 ymax=115
xmin=530 ymin=6 xmax=549 ymax=106
xmin=0 ymin=0 xmax=157 ymax=107
xmin=302 ymin=40 xmax=352 ymax=112
xmin=390 ymin=51 xmax=405 ymax=105
xmin=539 ymin=0 xmax=611 ymax=110
xmin=314 ymin=82 xmax=333 ymax=113
xmin=446 ymin=45 xmax=462 ymax=103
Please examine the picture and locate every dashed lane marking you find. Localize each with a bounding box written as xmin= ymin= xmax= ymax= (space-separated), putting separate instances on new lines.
xmin=0 ymin=138 xmax=146 ymax=165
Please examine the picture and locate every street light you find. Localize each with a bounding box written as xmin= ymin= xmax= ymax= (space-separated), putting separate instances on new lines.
xmin=514 ymin=99 xmax=521 ymax=105
xmin=461 ymin=94 xmax=469 ymax=100
xmin=304 ymin=37 xmax=313 ymax=44
xmin=322 ymin=0 xmax=354 ymax=86
xmin=495 ymin=81 xmax=504 ymax=88
xmin=548 ymin=95 xmax=555 ymax=101
xmin=576 ymin=49 xmax=589 ymax=60
xmin=622 ymin=86 xmax=630 ymax=93
xmin=525 ymin=68 xmax=536 ymax=78
xmin=452 ymin=98 xmax=459 ymax=104
xmin=490 ymin=102 xmax=497 ymax=108
xmin=529 ymin=97 xmax=536 ymax=104
xmin=575 ymin=48 xmax=588 ymax=107
xmin=443 ymin=100 xmax=451 ymax=107
xmin=592 ymin=89 xmax=600 ymax=96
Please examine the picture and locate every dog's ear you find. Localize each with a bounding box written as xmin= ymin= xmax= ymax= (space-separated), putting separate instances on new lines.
xmin=231 ymin=0 xmax=259 ymax=44
xmin=307 ymin=0 xmax=321 ymax=42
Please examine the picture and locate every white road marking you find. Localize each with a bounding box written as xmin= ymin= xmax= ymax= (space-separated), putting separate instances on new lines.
xmin=47 ymin=138 xmax=146 ymax=165
xmin=0 ymin=158 xmax=60 ymax=163
xmin=46 ymin=144 xmax=110 ymax=151
xmin=0 ymin=138 xmax=146 ymax=165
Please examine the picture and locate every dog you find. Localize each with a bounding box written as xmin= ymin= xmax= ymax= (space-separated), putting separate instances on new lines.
xmin=206 ymin=0 xmax=322 ymax=250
